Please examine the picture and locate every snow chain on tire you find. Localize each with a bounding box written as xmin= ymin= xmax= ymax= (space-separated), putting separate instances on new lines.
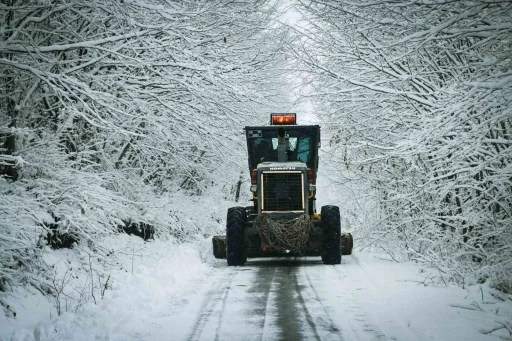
xmin=226 ymin=207 xmax=246 ymax=266
xmin=321 ymin=206 xmax=342 ymax=264
xmin=254 ymin=214 xmax=311 ymax=256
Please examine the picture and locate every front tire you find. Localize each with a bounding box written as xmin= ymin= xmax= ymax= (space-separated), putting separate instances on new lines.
xmin=226 ymin=207 xmax=246 ymax=266
xmin=321 ymin=205 xmax=341 ymax=264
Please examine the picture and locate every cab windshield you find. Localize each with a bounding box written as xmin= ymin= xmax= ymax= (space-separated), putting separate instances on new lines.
xmin=245 ymin=126 xmax=319 ymax=171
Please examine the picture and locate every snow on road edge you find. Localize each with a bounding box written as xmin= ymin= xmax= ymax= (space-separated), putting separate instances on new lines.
xmin=2 ymin=236 xmax=216 ymax=341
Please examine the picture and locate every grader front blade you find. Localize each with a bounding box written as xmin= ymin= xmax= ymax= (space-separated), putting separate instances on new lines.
xmin=212 ymin=235 xmax=226 ymax=259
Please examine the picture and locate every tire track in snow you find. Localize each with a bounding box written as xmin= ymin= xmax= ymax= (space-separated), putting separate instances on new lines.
xmin=270 ymin=260 xmax=310 ymax=340
xmin=251 ymin=265 xmax=275 ymax=341
xmin=186 ymin=267 xmax=236 ymax=341
xmin=259 ymin=258 xmax=347 ymax=341
xmin=301 ymin=266 xmax=344 ymax=341
xmin=213 ymin=281 xmax=231 ymax=341
xmin=253 ymin=259 xmax=306 ymax=341
xmin=250 ymin=258 xmax=324 ymax=341
xmin=290 ymin=260 xmax=323 ymax=341
xmin=335 ymin=256 xmax=389 ymax=341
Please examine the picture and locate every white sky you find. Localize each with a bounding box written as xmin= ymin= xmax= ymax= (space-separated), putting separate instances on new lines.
xmin=275 ymin=0 xmax=319 ymax=125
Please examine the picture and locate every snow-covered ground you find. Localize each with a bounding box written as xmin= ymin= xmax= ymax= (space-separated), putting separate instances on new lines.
xmin=1 ymin=235 xmax=213 ymax=341
xmin=2 ymin=234 xmax=511 ymax=341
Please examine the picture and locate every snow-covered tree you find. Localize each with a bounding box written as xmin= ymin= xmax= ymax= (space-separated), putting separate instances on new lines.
xmin=0 ymin=0 xmax=290 ymax=291
xmin=295 ymin=0 xmax=512 ymax=291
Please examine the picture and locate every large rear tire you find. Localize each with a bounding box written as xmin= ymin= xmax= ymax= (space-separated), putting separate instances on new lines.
xmin=226 ymin=207 xmax=246 ymax=266
xmin=321 ymin=205 xmax=341 ymax=265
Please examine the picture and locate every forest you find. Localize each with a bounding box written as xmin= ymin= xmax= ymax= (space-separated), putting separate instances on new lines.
xmin=1 ymin=0 xmax=511 ymax=311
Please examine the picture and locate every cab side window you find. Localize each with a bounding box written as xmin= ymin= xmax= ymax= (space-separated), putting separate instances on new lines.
xmin=296 ymin=138 xmax=310 ymax=164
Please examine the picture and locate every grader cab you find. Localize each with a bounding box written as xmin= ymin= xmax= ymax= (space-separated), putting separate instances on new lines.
xmin=212 ymin=113 xmax=353 ymax=265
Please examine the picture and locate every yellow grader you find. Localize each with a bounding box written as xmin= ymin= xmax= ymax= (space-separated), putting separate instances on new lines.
xmin=212 ymin=114 xmax=353 ymax=265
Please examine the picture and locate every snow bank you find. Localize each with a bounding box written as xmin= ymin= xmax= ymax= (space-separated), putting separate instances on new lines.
xmin=3 ymin=236 xmax=215 ymax=341
xmin=0 ymin=184 xmax=237 ymax=341
xmin=350 ymin=253 xmax=512 ymax=340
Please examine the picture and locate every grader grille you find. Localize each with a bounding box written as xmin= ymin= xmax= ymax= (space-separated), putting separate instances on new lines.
xmin=261 ymin=172 xmax=304 ymax=212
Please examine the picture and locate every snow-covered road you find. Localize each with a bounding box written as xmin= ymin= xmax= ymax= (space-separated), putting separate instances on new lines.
xmin=5 ymin=239 xmax=512 ymax=341
xmin=125 ymin=253 xmax=504 ymax=341
xmin=130 ymin=255 xmax=402 ymax=341
xmin=186 ymin=257 xmax=398 ymax=341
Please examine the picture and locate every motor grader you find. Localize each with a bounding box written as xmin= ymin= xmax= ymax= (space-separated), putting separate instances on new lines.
xmin=212 ymin=113 xmax=353 ymax=265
